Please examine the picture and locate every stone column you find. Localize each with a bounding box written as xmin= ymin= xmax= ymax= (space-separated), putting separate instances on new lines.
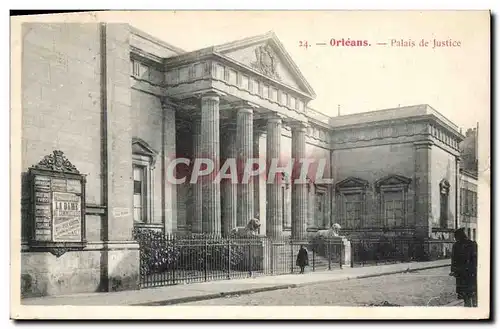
xmin=414 ymin=141 xmax=433 ymax=243
xmin=253 ymin=126 xmax=263 ymax=221
xmin=221 ymin=121 xmax=237 ymax=236
xmin=291 ymin=122 xmax=308 ymax=240
xmin=201 ymin=93 xmax=221 ymax=234
xmin=236 ymin=107 xmax=254 ymax=227
xmin=191 ymin=116 xmax=203 ymax=233
xmin=266 ymin=115 xmax=283 ymax=239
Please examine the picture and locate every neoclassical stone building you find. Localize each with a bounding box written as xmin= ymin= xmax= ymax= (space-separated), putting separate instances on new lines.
xmin=20 ymin=23 xmax=475 ymax=297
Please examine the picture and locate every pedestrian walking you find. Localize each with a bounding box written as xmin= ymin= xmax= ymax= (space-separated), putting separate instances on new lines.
xmin=450 ymin=228 xmax=478 ymax=307
xmin=296 ymin=245 xmax=309 ymax=274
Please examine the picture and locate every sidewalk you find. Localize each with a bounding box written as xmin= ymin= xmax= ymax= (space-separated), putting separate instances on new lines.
xmin=22 ymin=259 xmax=450 ymax=306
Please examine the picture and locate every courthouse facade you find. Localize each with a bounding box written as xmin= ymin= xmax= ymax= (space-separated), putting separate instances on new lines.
xmin=20 ymin=23 xmax=477 ymax=297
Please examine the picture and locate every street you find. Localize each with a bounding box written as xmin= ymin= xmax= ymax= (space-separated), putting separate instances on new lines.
xmin=183 ymin=267 xmax=457 ymax=306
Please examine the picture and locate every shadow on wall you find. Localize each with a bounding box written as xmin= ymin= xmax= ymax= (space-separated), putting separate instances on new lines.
xmin=21 ymin=172 xmax=31 ymax=241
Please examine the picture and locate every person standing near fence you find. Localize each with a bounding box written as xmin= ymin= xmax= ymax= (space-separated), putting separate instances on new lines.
xmin=296 ymin=245 xmax=309 ymax=274
xmin=450 ymin=228 xmax=478 ymax=307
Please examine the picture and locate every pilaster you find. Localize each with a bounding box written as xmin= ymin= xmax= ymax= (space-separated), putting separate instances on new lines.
xmin=414 ymin=140 xmax=433 ymax=239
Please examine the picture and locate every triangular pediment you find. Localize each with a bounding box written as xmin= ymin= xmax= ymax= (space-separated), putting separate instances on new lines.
xmin=213 ymin=32 xmax=316 ymax=99
xmin=375 ymin=174 xmax=412 ymax=188
xmin=132 ymin=137 xmax=158 ymax=158
xmin=336 ymin=177 xmax=369 ymax=190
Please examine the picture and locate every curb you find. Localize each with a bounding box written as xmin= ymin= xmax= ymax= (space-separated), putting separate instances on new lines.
xmin=131 ymin=284 xmax=294 ymax=306
xmin=135 ymin=262 xmax=450 ymax=306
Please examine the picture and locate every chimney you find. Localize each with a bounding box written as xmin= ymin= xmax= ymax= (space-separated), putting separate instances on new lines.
xmin=337 ymin=104 xmax=340 ymax=117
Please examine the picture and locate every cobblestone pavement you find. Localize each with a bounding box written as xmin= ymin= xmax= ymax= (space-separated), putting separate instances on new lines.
xmin=183 ymin=267 xmax=457 ymax=306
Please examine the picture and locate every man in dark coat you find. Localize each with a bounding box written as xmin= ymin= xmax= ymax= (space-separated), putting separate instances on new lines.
xmin=296 ymin=245 xmax=309 ymax=274
xmin=450 ymin=228 xmax=478 ymax=307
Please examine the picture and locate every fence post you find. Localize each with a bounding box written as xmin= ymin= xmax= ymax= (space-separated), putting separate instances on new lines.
xmin=327 ymin=241 xmax=331 ymax=270
xmin=270 ymin=240 xmax=274 ymax=275
xmin=290 ymin=239 xmax=294 ymax=274
xmin=227 ymin=237 xmax=231 ymax=280
xmin=351 ymin=241 xmax=354 ymax=268
xmin=339 ymin=240 xmax=343 ymax=269
xmin=312 ymin=248 xmax=315 ymax=272
xmin=172 ymin=235 xmax=176 ymax=285
xmin=204 ymin=238 xmax=208 ymax=282
xmin=248 ymin=240 xmax=252 ymax=277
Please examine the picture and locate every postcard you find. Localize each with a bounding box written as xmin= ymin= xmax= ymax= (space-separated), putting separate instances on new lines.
xmin=10 ymin=10 xmax=490 ymax=320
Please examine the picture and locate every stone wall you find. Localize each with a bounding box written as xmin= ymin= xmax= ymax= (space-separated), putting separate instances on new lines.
xmin=430 ymin=145 xmax=458 ymax=229
xmin=21 ymin=23 xmax=140 ymax=298
xmin=130 ymin=88 xmax=164 ymax=226
xmin=332 ymin=142 xmax=416 ymax=230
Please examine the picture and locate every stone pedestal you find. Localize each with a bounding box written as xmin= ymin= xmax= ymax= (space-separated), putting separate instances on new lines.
xmin=339 ymin=236 xmax=352 ymax=267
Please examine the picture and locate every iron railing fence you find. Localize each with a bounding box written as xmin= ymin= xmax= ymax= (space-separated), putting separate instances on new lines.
xmin=133 ymin=228 xmax=344 ymax=288
xmin=349 ymin=237 xmax=453 ymax=267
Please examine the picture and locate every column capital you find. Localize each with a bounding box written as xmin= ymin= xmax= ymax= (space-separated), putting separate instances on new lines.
xmin=160 ymin=97 xmax=181 ymax=110
xmin=232 ymin=100 xmax=260 ymax=111
xmin=261 ymin=112 xmax=285 ymax=124
xmin=194 ymin=89 xmax=227 ymax=100
xmin=290 ymin=120 xmax=309 ymax=132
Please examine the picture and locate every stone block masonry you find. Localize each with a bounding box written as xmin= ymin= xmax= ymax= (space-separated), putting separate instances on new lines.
xmin=21 ymin=23 xmax=140 ymax=297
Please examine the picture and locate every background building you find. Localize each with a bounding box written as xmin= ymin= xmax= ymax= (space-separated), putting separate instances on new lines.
xmin=459 ymin=125 xmax=479 ymax=241
xmin=20 ymin=23 xmax=478 ymax=297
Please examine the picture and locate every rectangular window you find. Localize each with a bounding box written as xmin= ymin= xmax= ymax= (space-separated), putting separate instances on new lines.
xmin=473 ymin=191 xmax=477 ymax=217
xmin=290 ymin=96 xmax=296 ymax=109
xmin=133 ymin=164 xmax=147 ymax=223
xmin=460 ymin=188 xmax=466 ymax=215
xmin=344 ymin=194 xmax=362 ymax=229
xmin=384 ymin=191 xmax=404 ymax=228
xmin=472 ymin=229 xmax=476 ymax=241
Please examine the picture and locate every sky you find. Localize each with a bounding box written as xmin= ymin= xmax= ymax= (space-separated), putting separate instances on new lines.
xmin=23 ymin=10 xmax=489 ymax=134
xmin=103 ymin=10 xmax=490 ymax=135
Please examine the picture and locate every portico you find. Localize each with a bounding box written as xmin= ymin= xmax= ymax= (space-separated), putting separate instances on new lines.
xmin=164 ymin=32 xmax=316 ymax=238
